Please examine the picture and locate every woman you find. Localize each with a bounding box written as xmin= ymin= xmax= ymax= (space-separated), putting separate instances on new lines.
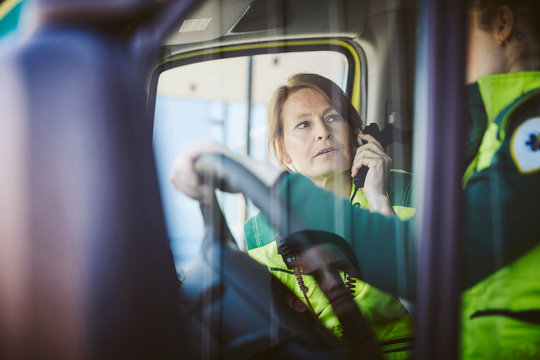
xmin=171 ymin=73 xmax=415 ymax=358
xmin=243 ymin=74 xmax=414 ymax=357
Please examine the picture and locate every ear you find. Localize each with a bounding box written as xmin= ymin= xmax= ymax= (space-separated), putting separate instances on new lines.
xmin=494 ymin=6 xmax=515 ymax=45
xmin=277 ymin=140 xmax=292 ymax=165
xmin=282 ymin=151 xmax=292 ymax=165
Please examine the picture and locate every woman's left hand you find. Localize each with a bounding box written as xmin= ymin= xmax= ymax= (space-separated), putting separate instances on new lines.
xmin=351 ymin=133 xmax=395 ymax=215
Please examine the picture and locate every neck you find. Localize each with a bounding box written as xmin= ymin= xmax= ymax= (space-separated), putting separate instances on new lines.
xmin=507 ymin=55 xmax=540 ymax=74
xmin=312 ymin=170 xmax=352 ymax=199
xmin=505 ymin=38 xmax=540 ymax=73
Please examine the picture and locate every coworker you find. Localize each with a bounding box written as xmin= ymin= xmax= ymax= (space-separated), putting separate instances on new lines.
xmin=242 ymin=73 xmax=414 ymax=358
xmin=169 ymin=1 xmax=540 ymax=358
xmin=459 ymin=1 xmax=540 ymax=358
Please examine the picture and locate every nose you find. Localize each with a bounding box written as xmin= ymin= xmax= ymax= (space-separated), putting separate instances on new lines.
xmin=315 ymin=120 xmax=332 ymax=140
xmin=318 ymin=268 xmax=342 ymax=293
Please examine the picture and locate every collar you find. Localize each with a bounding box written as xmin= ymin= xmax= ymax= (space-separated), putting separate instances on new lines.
xmin=474 ymin=71 xmax=540 ymax=123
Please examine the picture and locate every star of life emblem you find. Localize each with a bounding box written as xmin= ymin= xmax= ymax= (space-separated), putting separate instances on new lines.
xmin=511 ymin=117 xmax=540 ymax=173
xmin=525 ymin=133 xmax=540 ymax=152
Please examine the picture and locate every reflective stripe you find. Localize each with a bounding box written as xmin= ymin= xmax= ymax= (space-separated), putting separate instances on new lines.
xmin=269 ymin=267 xmax=294 ymax=275
xmin=463 ymin=123 xmax=501 ymax=186
xmin=471 ymin=309 xmax=540 ymax=325
xmin=380 ymin=336 xmax=414 ymax=348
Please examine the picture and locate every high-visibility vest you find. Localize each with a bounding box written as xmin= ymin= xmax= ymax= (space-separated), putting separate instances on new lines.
xmin=461 ymin=72 xmax=540 ymax=360
xmin=245 ymin=170 xmax=416 ymax=359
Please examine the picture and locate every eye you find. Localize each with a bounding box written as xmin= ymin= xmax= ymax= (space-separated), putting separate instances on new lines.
xmin=326 ymin=114 xmax=342 ymax=123
xmin=296 ymin=121 xmax=309 ymax=129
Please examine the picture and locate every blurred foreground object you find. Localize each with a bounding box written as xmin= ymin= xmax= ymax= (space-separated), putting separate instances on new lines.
xmin=0 ymin=0 xmax=198 ymax=358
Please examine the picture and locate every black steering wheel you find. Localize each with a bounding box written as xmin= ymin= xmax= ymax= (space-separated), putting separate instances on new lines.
xmin=179 ymin=153 xmax=380 ymax=359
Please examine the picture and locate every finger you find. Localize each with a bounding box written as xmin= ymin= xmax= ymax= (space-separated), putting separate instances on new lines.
xmin=354 ymin=149 xmax=385 ymax=167
xmin=355 ymin=148 xmax=392 ymax=176
xmin=351 ymin=154 xmax=382 ymax=177
xmin=354 ymin=149 xmax=391 ymax=173
xmin=353 ymin=154 xmax=381 ymax=170
xmin=351 ymin=158 xmax=379 ymax=178
xmin=358 ymin=133 xmax=384 ymax=151
xmin=355 ymin=142 xmax=385 ymax=157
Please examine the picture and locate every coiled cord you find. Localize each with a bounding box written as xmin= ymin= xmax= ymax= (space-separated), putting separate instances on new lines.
xmin=345 ymin=273 xmax=356 ymax=294
xmin=294 ymin=266 xmax=317 ymax=316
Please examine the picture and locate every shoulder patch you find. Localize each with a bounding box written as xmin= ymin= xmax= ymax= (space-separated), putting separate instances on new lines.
xmin=511 ymin=117 xmax=540 ymax=174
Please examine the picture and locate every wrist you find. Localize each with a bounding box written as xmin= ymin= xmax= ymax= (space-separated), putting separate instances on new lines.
xmin=364 ymin=191 xmax=394 ymax=216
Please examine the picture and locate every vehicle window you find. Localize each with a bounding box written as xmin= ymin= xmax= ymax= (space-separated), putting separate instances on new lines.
xmin=153 ymin=51 xmax=349 ymax=275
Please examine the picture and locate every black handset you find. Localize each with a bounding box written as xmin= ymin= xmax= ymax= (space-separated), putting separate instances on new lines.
xmin=276 ymin=232 xmax=297 ymax=269
xmin=353 ymin=123 xmax=381 ymax=191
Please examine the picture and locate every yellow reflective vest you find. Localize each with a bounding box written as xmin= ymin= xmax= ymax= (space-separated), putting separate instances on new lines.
xmin=245 ymin=170 xmax=416 ymax=359
xmin=461 ymin=72 xmax=540 ymax=360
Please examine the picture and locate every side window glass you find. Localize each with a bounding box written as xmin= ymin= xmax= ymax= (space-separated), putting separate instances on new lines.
xmin=153 ymin=51 xmax=349 ymax=275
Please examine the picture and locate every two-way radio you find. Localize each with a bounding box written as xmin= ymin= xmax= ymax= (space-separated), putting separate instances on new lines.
xmin=351 ymin=123 xmax=381 ymax=200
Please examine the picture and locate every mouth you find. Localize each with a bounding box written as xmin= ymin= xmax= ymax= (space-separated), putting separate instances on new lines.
xmin=315 ymin=146 xmax=337 ymax=157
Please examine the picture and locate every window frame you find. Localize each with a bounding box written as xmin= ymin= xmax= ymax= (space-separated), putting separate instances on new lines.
xmin=148 ymin=38 xmax=366 ymax=122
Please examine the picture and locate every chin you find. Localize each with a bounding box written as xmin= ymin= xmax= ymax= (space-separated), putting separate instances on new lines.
xmin=311 ymin=165 xmax=350 ymax=179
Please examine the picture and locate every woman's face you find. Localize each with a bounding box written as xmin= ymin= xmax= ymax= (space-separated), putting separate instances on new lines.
xmin=280 ymin=88 xmax=353 ymax=179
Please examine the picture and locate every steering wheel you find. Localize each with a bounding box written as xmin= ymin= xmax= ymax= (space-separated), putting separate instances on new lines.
xmin=179 ymin=153 xmax=380 ymax=359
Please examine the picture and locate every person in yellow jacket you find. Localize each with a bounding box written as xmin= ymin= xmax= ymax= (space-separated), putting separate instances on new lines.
xmin=243 ymin=73 xmax=414 ymax=359
xmin=459 ymin=1 xmax=540 ymax=358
